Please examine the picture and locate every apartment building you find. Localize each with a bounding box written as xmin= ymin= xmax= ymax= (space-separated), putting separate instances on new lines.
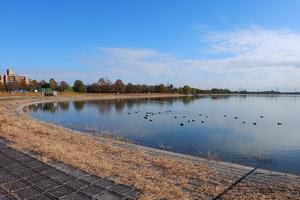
xmin=1 ymin=69 xmax=30 ymax=85
xmin=0 ymin=73 xmax=4 ymax=85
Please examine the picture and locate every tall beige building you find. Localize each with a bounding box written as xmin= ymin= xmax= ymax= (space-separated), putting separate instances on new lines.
xmin=1 ymin=68 xmax=30 ymax=86
xmin=7 ymin=69 xmax=14 ymax=76
xmin=0 ymin=73 xmax=4 ymax=85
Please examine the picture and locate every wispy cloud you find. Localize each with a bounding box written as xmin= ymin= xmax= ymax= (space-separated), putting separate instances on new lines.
xmin=81 ymin=26 xmax=300 ymax=91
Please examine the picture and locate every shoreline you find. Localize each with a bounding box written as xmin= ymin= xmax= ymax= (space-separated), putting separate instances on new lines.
xmin=0 ymin=93 xmax=299 ymax=199
xmin=17 ymin=95 xmax=299 ymax=178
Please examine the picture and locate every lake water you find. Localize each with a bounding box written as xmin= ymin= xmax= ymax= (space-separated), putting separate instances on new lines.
xmin=27 ymin=95 xmax=300 ymax=175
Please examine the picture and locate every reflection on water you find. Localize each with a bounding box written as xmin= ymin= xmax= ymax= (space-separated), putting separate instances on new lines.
xmin=27 ymin=95 xmax=300 ymax=175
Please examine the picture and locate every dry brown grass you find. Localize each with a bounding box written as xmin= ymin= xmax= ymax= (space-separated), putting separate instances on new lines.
xmin=0 ymin=96 xmax=225 ymax=200
xmin=0 ymin=94 xmax=299 ymax=200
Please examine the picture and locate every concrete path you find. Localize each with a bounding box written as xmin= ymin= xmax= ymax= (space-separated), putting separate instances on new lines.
xmin=0 ymin=141 xmax=140 ymax=200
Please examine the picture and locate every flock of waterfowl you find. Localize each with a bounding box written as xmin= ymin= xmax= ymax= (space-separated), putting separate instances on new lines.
xmin=127 ymin=110 xmax=283 ymax=126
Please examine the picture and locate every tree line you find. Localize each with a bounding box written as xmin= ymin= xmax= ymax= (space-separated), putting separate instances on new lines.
xmin=0 ymin=77 xmax=231 ymax=94
xmin=1 ymin=77 xmax=290 ymax=95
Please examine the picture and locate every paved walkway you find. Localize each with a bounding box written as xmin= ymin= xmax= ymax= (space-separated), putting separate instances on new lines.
xmin=0 ymin=141 xmax=140 ymax=200
xmin=1 ymin=138 xmax=300 ymax=200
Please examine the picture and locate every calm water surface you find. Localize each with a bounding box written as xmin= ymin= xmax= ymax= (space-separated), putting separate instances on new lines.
xmin=27 ymin=95 xmax=300 ymax=175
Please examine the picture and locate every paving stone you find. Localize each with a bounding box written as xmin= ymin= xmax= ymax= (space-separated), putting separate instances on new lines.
xmin=0 ymin=141 xmax=138 ymax=200
xmin=79 ymin=185 xmax=105 ymax=197
xmin=109 ymin=184 xmax=133 ymax=196
xmin=27 ymin=193 xmax=56 ymax=200
xmin=41 ymin=169 xmax=65 ymax=178
xmin=1 ymin=180 xmax=28 ymax=192
xmin=15 ymin=155 xmax=33 ymax=162
xmin=0 ymin=173 xmax=19 ymax=184
xmin=48 ymin=185 xmax=75 ymax=198
xmin=25 ymin=174 xmax=49 ymax=185
xmin=49 ymin=173 xmax=74 ymax=184
xmin=0 ymin=194 xmax=16 ymax=200
xmin=0 ymin=159 xmax=19 ymax=168
xmin=13 ymin=186 xmax=42 ymax=199
xmin=63 ymin=168 xmax=89 ymax=179
xmin=61 ymin=192 xmax=92 ymax=200
xmin=9 ymin=165 xmax=34 ymax=178
xmin=23 ymin=160 xmax=45 ymax=169
xmin=0 ymin=188 xmax=17 ymax=200
xmin=0 ymin=154 xmax=11 ymax=162
xmin=65 ymin=179 xmax=90 ymax=190
xmin=37 ymin=179 xmax=62 ymax=191
xmin=94 ymin=179 xmax=115 ymax=189
xmin=32 ymin=164 xmax=54 ymax=173
xmin=4 ymin=151 xmax=26 ymax=160
xmin=80 ymin=175 xmax=102 ymax=184
xmin=94 ymin=191 xmax=124 ymax=200
xmin=126 ymin=190 xmax=141 ymax=199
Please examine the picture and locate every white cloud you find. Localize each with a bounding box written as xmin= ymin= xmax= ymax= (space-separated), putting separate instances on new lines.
xmin=81 ymin=26 xmax=300 ymax=91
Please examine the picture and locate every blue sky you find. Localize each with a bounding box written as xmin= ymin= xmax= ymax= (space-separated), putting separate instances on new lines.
xmin=1 ymin=0 xmax=300 ymax=91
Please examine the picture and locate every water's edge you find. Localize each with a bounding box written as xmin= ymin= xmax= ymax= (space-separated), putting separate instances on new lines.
xmin=17 ymin=95 xmax=300 ymax=177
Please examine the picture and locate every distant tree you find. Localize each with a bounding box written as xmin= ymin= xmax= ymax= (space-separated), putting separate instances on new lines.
xmin=211 ymin=88 xmax=231 ymax=94
xmin=167 ymin=84 xmax=174 ymax=93
xmin=126 ymin=83 xmax=136 ymax=93
xmin=42 ymin=83 xmax=51 ymax=88
xmin=30 ymin=80 xmax=39 ymax=90
xmin=37 ymin=80 xmax=46 ymax=90
xmin=158 ymin=84 xmax=168 ymax=93
xmin=114 ymin=79 xmax=126 ymax=93
xmin=182 ymin=85 xmax=192 ymax=94
xmin=6 ymin=82 xmax=18 ymax=91
xmin=134 ymin=84 xmax=143 ymax=93
xmin=73 ymin=80 xmax=87 ymax=93
xmin=58 ymin=81 xmax=70 ymax=92
xmin=98 ymin=78 xmax=112 ymax=92
xmin=49 ymin=78 xmax=58 ymax=90
xmin=87 ymin=83 xmax=101 ymax=93
xmin=0 ymin=83 xmax=5 ymax=91
xmin=19 ymin=79 xmax=29 ymax=90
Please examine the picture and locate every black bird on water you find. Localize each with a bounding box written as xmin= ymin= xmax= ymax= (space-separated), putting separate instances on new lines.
xmin=234 ymin=117 xmax=238 ymax=119
xmin=174 ymin=116 xmax=178 ymax=119
xmin=277 ymin=122 xmax=282 ymax=125
xmin=149 ymin=119 xmax=153 ymax=122
xmin=192 ymin=119 xmax=195 ymax=122
xmin=224 ymin=115 xmax=227 ymax=117
xmin=260 ymin=116 xmax=264 ymax=118
xmin=180 ymin=123 xmax=184 ymax=126
xmin=242 ymin=121 xmax=246 ymax=124
xmin=199 ymin=114 xmax=202 ymax=116
xmin=183 ymin=116 xmax=186 ymax=118
xmin=253 ymin=122 xmax=257 ymax=125
xmin=201 ymin=120 xmax=205 ymax=123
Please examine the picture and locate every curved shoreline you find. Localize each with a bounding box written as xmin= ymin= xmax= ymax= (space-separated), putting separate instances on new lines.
xmin=1 ymin=94 xmax=299 ymax=199
xmin=18 ymin=95 xmax=299 ymax=178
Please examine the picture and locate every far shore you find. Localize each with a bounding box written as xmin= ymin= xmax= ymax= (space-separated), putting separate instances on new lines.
xmin=0 ymin=93 xmax=299 ymax=199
